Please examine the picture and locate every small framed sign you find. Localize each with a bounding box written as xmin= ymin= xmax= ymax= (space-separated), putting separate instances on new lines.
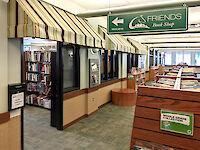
xmin=160 ymin=109 xmax=194 ymax=136
xmin=8 ymin=83 xmax=26 ymax=111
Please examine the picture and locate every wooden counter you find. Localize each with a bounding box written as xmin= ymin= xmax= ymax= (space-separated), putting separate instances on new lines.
xmin=112 ymin=88 xmax=136 ymax=106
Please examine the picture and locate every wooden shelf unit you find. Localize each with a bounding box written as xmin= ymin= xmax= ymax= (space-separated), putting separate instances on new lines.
xmin=130 ymin=66 xmax=200 ymax=150
xmin=127 ymin=71 xmax=146 ymax=90
xmin=131 ymin=86 xmax=200 ymax=150
xmin=158 ymin=65 xmax=164 ymax=75
xmin=25 ymin=50 xmax=52 ymax=109
xmin=149 ymin=66 xmax=159 ymax=81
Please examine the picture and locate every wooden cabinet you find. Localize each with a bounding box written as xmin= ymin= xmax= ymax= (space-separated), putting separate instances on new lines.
xmin=149 ymin=66 xmax=159 ymax=81
xmin=158 ymin=65 xmax=164 ymax=75
xmin=112 ymin=88 xmax=136 ymax=106
xmin=127 ymin=71 xmax=146 ymax=90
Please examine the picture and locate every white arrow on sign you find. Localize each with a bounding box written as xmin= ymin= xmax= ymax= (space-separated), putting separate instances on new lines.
xmin=112 ymin=17 xmax=124 ymax=26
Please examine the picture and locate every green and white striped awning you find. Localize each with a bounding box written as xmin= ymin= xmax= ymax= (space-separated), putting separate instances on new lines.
xmin=127 ymin=38 xmax=148 ymax=55
xmin=98 ymin=26 xmax=135 ymax=53
xmin=8 ymin=0 xmax=105 ymax=48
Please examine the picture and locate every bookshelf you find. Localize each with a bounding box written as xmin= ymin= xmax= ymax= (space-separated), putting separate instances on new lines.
xmin=25 ymin=50 xmax=52 ymax=109
xmin=127 ymin=71 xmax=146 ymax=91
xmin=149 ymin=66 xmax=159 ymax=81
xmin=158 ymin=65 xmax=164 ymax=75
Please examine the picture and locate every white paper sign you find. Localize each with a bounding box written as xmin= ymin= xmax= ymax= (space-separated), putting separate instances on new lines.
xmin=11 ymin=92 xmax=24 ymax=109
xmin=161 ymin=113 xmax=190 ymax=126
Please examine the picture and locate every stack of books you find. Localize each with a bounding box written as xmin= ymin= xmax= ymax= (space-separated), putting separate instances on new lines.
xmin=181 ymin=80 xmax=200 ymax=91
xmin=153 ymin=78 xmax=176 ymax=88
xmin=166 ymin=72 xmax=178 ymax=76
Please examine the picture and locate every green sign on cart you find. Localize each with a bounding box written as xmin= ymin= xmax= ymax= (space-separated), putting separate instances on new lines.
xmin=160 ymin=110 xmax=193 ymax=136
xmin=108 ymin=7 xmax=188 ymax=34
xmin=128 ymin=75 xmax=134 ymax=79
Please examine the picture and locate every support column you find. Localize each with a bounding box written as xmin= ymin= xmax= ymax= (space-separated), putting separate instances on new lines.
xmin=191 ymin=52 xmax=195 ymax=66
xmin=172 ymin=52 xmax=176 ymax=65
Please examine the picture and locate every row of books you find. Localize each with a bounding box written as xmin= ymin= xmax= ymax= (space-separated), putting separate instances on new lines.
xmin=181 ymin=80 xmax=200 ymax=90
xmin=27 ymin=63 xmax=39 ymax=72
xmin=166 ymin=72 xmax=178 ymax=76
xmin=26 ymin=73 xmax=39 ymax=82
xmin=27 ymin=82 xmax=51 ymax=95
xmin=27 ymin=83 xmax=39 ymax=92
xmin=26 ymin=94 xmax=51 ymax=109
xmin=43 ymin=52 xmax=51 ymax=62
xmin=26 ymin=63 xmax=51 ymax=74
xmin=41 ymin=64 xmax=51 ymax=74
xmin=25 ymin=51 xmax=42 ymax=62
xmin=41 ymin=75 xmax=51 ymax=85
xmin=25 ymin=51 xmax=51 ymax=62
xmin=153 ymin=78 xmax=176 ymax=88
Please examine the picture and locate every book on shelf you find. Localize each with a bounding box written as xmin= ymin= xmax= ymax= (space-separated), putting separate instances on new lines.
xmin=25 ymin=51 xmax=51 ymax=62
xmin=157 ymin=78 xmax=176 ymax=86
xmin=27 ymin=63 xmax=39 ymax=72
xmin=26 ymin=73 xmax=39 ymax=82
xmin=181 ymin=80 xmax=200 ymax=89
xmin=41 ymin=64 xmax=51 ymax=74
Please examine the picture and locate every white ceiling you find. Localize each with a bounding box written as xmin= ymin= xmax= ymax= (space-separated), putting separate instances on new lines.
xmin=43 ymin=0 xmax=200 ymax=49
xmin=72 ymin=0 xmax=179 ymax=11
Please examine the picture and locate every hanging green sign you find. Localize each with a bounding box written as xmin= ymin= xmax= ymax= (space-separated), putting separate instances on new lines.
xmin=108 ymin=7 xmax=188 ymax=34
xmin=160 ymin=110 xmax=193 ymax=136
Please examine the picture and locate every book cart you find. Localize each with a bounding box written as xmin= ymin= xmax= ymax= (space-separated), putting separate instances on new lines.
xmin=127 ymin=71 xmax=146 ymax=91
xmin=130 ymin=66 xmax=200 ymax=150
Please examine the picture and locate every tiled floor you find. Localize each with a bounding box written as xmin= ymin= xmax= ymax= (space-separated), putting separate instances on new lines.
xmin=24 ymin=103 xmax=135 ymax=150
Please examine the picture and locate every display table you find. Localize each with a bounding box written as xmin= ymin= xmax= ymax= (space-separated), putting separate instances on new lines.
xmin=112 ymin=88 xmax=136 ymax=106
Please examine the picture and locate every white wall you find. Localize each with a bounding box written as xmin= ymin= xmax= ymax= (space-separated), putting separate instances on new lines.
xmin=121 ymin=53 xmax=127 ymax=78
xmin=80 ymin=47 xmax=88 ymax=89
xmin=0 ymin=1 xmax=8 ymax=113
xmin=87 ymin=17 xmax=107 ymax=31
xmin=118 ymin=52 xmax=122 ymax=78
xmin=8 ymin=39 xmax=21 ymax=84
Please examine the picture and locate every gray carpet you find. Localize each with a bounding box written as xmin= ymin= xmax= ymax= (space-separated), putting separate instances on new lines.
xmin=24 ymin=103 xmax=135 ymax=150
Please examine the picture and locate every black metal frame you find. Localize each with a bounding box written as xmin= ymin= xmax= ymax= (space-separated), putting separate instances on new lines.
xmin=101 ymin=50 xmax=108 ymax=82
xmin=149 ymin=49 xmax=154 ymax=67
xmin=159 ymin=53 xmax=162 ymax=65
xmin=20 ymin=38 xmax=24 ymax=150
xmin=51 ymin=42 xmax=80 ymax=130
xmin=110 ymin=50 xmax=114 ymax=78
xmin=114 ymin=51 xmax=119 ymax=78
xmin=155 ymin=50 xmax=158 ymax=66
xmin=52 ymin=41 xmax=63 ymax=130
xmin=127 ymin=53 xmax=132 ymax=73
xmin=101 ymin=50 xmax=119 ymax=83
xmin=61 ymin=44 xmax=80 ymax=93
xmin=50 ymin=51 xmax=57 ymax=128
xmin=131 ymin=54 xmax=135 ymax=67
xmin=135 ymin=54 xmax=139 ymax=67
